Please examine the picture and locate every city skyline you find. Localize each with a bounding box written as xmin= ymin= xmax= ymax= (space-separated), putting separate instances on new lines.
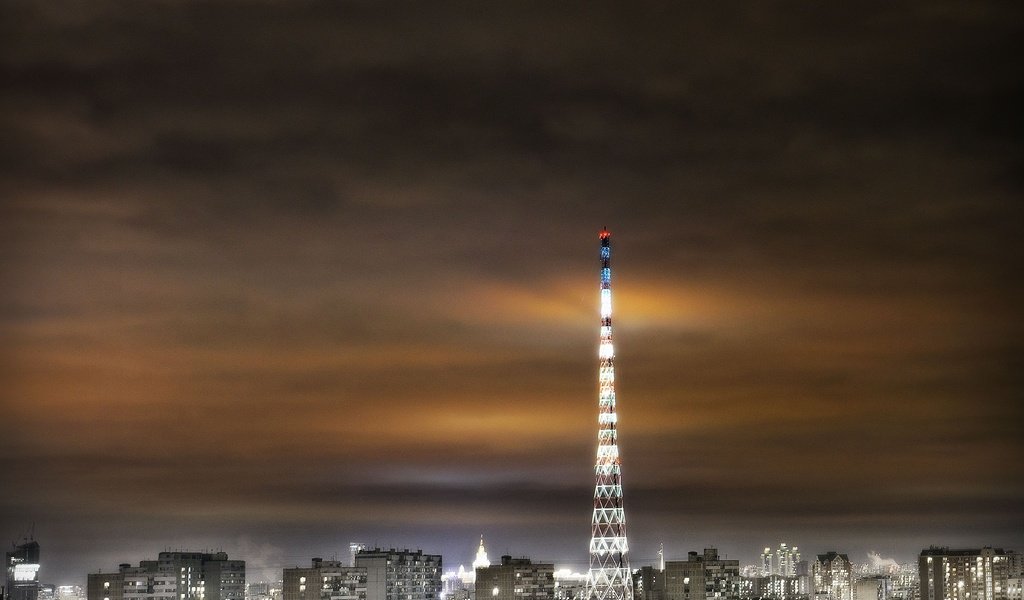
xmin=2 ymin=0 xmax=1022 ymax=587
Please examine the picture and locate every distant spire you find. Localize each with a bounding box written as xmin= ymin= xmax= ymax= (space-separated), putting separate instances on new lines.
xmin=473 ymin=535 xmax=490 ymax=569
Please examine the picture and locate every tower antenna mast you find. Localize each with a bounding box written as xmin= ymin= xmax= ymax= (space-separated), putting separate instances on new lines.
xmin=587 ymin=227 xmax=633 ymax=600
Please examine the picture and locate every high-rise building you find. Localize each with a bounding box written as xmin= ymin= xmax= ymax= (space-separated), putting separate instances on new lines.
xmin=475 ymin=556 xmax=554 ymax=600
xmin=758 ymin=546 xmax=800 ymax=579
xmin=283 ymin=558 xmax=366 ymax=600
xmin=665 ymin=550 xmax=740 ymax=600
xmin=813 ymin=554 xmax=852 ymax=600
xmin=587 ymin=227 xmax=632 ymax=600
xmin=122 ymin=560 xmax=177 ymax=600
xmin=1007 ymin=551 xmax=1024 ymax=600
xmin=919 ymin=547 xmax=1013 ymax=600
xmin=473 ymin=538 xmax=491 ymax=573
xmin=442 ymin=536 xmax=492 ymax=600
xmin=777 ymin=548 xmax=800 ymax=579
xmin=6 ymin=540 xmax=41 ymax=600
xmin=355 ymin=549 xmax=441 ymax=600
xmin=87 ymin=552 xmax=244 ymax=600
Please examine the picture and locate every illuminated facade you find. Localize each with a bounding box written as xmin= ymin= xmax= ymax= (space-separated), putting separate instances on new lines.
xmin=475 ymin=556 xmax=554 ymax=600
xmin=58 ymin=586 xmax=86 ymax=600
xmin=759 ymin=546 xmax=801 ymax=579
xmin=474 ymin=537 xmax=492 ymax=572
xmin=919 ymin=547 xmax=1013 ymax=600
xmin=6 ymin=540 xmax=41 ymax=600
xmin=740 ymin=574 xmax=808 ymax=600
xmin=283 ymin=558 xmax=366 ymax=600
xmin=588 ymin=227 xmax=632 ymax=600
xmin=813 ymin=554 xmax=852 ymax=600
xmin=777 ymin=547 xmax=801 ymax=579
xmin=442 ymin=537 xmax=491 ymax=600
xmin=87 ymin=552 xmax=244 ymax=600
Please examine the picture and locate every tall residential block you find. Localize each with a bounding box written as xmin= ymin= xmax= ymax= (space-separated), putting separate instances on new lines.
xmin=87 ymin=552 xmax=244 ymax=600
xmin=919 ymin=547 xmax=1014 ymax=600
xmin=354 ymin=549 xmax=441 ymax=600
xmin=777 ymin=548 xmax=801 ymax=579
xmin=283 ymin=558 xmax=366 ymax=600
xmin=813 ymin=554 xmax=852 ymax=600
xmin=665 ymin=549 xmax=740 ymax=600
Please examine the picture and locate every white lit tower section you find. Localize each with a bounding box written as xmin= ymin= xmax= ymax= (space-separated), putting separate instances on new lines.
xmin=588 ymin=227 xmax=633 ymax=600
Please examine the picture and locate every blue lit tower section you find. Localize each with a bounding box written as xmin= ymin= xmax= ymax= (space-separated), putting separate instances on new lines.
xmin=587 ymin=227 xmax=633 ymax=600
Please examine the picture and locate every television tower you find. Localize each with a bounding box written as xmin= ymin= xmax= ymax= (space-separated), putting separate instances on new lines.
xmin=587 ymin=227 xmax=633 ymax=600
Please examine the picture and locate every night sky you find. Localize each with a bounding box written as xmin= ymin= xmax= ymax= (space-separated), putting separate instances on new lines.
xmin=2 ymin=0 xmax=1023 ymax=587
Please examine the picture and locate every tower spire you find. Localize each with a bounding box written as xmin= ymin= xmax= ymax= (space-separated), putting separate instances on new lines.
xmin=588 ymin=227 xmax=633 ymax=600
xmin=473 ymin=534 xmax=490 ymax=570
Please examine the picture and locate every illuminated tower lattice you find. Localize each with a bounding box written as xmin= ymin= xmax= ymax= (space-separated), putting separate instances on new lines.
xmin=588 ymin=227 xmax=633 ymax=600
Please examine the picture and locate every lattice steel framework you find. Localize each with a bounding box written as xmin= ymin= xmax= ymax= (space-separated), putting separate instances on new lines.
xmin=587 ymin=227 xmax=633 ymax=600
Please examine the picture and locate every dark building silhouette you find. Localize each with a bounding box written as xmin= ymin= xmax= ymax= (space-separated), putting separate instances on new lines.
xmin=476 ymin=556 xmax=554 ymax=600
xmin=665 ymin=549 xmax=740 ymax=600
xmin=283 ymin=558 xmax=366 ymax=600
xmin=634 ymin=566 xmax=664 ymax=600
xmin=87 ymin=552 xmax=244 ymax=600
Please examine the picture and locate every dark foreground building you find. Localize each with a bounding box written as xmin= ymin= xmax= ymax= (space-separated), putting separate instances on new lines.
xmin=354 ymin=549 xmax=441 ymax=600
xmin=87 ymin=552 xmax=244 ymax=600
xmin=475 ymin=556 xmax=554 ymax=600
xmin=6 ymin=540 xmax=41 ymax=600
xmin=664 ymin=549 xmax=741 ymax=600
xmin=919 ymin=547 xmax=1018 ymax=600
xmin=283 ymin=558 xmax=366 ymax=600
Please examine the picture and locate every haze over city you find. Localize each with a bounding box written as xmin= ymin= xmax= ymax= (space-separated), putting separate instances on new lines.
xmin=2 ymin=0 xmax=1022 ymax=587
